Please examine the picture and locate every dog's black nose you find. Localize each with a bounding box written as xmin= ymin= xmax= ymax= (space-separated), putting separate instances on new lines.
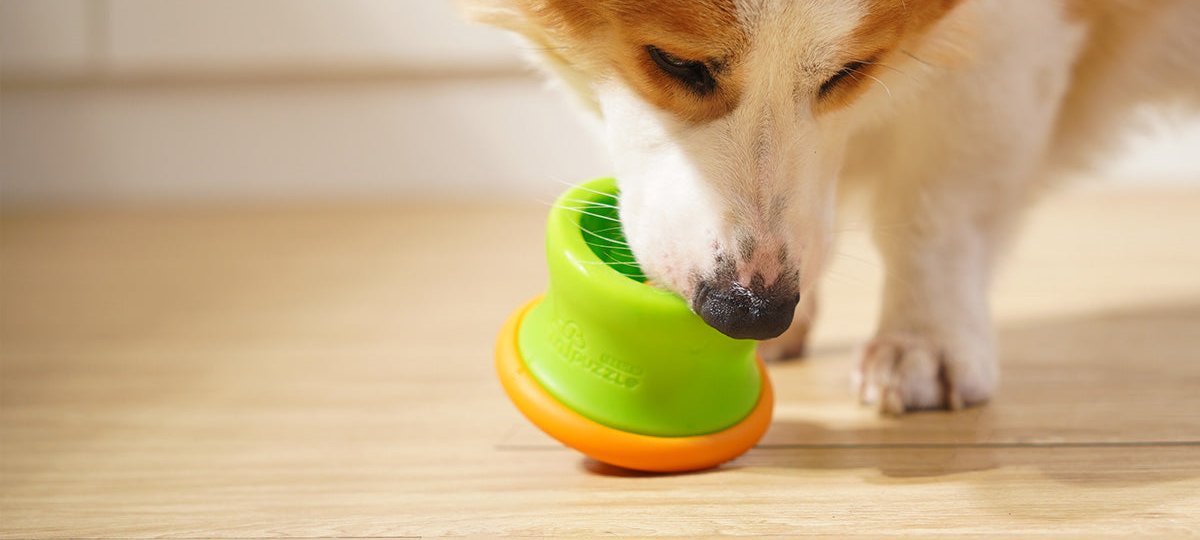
xmin=693 ymin=276 xmax=799 ymax=340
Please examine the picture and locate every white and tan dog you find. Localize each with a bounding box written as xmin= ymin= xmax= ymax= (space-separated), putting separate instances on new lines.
xmin=462 ymin=0 xmax=1200 ymax=414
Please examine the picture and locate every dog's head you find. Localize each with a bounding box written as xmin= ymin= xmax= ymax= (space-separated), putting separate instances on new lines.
xmin=465 ymin=0 xmax=963 ymax=339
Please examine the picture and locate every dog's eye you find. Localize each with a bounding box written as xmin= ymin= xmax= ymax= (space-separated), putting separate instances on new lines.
xmin=818 ymin=61 xmax=867 ymax=98
xmin=646 ymin=45 xmax=716 ymax=96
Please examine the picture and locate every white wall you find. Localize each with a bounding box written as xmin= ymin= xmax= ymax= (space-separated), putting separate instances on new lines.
xmin=1 ymin=0 xmax=527 ymax=76
xmin=0 ymin=0 xmax=612 ymax=206
xmin=0 ymin=0 xmax=1196 ymax=207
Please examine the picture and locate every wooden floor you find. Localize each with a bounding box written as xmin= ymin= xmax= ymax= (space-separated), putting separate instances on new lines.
xmin=2 ymin=188 xmax=1199 ymax=538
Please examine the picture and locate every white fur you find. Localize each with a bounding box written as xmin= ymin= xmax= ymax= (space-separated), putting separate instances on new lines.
xmin=465 ymin=0 xmax=1200 ymax=413
xmin=602 ymin=0 xmax=864 ymax=300
xmin=848 ymin=0 xmax=1091 ymax=413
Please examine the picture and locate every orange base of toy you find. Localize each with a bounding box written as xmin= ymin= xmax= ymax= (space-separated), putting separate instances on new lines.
xmin=495 ymin=296 xmax=774 ymax=473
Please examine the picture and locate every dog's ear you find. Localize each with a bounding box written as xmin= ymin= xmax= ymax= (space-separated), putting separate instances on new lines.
xmin=456 ymin=0 xmax=532 ymax=34
xmin=456 ymin=0 xmax=604 ymax=115
xmin=457 ymin=0 xmax=602 ymax=45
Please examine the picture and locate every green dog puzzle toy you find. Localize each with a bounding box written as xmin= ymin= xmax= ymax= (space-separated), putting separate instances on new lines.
xmin=495 ymin=177 xmax=773 ymax=472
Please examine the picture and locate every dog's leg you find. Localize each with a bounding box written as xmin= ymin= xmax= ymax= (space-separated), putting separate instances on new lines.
xmin=857 ymin=164 xmax=1022 ymax=414
xmin=856 ymin=201 xmax=1004 ymax=414
xmin=758 ymin=292 xmax=817 ymax=362
xmin=855 ymin=34 xmax=1080 ymax=414
xmin=856 ymin=131 xmax=1048 ymax=414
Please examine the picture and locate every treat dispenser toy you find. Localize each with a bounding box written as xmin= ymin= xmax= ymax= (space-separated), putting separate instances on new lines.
xmin=495 ymin=178 xmax=773 ymax=472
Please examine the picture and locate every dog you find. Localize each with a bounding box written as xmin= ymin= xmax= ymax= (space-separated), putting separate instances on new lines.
xmin=461 ymin=0 xmax=1200 ymax=414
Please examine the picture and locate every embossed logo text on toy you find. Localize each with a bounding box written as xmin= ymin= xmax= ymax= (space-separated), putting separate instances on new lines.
xmin=551 ymin=318 xmax=642 ymax=389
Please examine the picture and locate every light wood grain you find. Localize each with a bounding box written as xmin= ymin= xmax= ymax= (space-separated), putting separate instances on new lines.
xmin=2 ymin=189 xmax=1199 ymax=538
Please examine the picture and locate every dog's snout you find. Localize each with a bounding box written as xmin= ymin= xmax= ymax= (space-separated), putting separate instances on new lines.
xmin=694 ymin=276 xmax=799 ymax=340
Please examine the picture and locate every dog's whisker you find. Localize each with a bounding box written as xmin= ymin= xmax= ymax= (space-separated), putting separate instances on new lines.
xmin=552 ymin=205 xmax=622 ymax=224
xmin=577 ymin=260 xmax=646 ymax=275
xmin=578 ymin=256 xmax=637 ymax=264
xmin=559 ymin=197 xmax=620 ymax=210
xmin=539 ymin=199 xmax=619 ymax=215
xmin=581 ymin=258 xmax=640 ymax=267
xmin=547 ymin=195 xmax=621 ymax=215
xmin=552 ymin=178 xmax=624 ymax=201
xmin=581 ymin=237 xmax=632 ymax=250
xmin=591 ymin=225 xmax=631 ymax=239
xmin=582 ymin=241 xmax=635 ymax=255
xmin=863 ymin=72 xmax=893 ymax=98
xmin=581 ymin=234 xmax=633 ymax=247
xmin=581 ymin=256 xmax=640 ymax=266
xmin=576 ymin=224 xmax=633 ymax=247
xmin=900 ymin=48 xmax=941 ymax=69
xmin=860 ymin=61 xmax=909 ymax=78
xmin=847 ymin=69 xmax=893 ymax=99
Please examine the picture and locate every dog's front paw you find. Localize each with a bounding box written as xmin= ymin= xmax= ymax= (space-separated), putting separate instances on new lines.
xmin=854 ymin=333 xmax=995 ymax=415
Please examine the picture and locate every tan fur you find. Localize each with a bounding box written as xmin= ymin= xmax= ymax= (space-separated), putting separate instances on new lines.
xmin=465 ymin=0 xmax=747 ymax=122
xmin=597 ymin=1 xmax=748 ymax=122
xmin=817 ymin=0 xmax=963 ymax=114
xmin=467 ymin=0 xmax=969 ymax=119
